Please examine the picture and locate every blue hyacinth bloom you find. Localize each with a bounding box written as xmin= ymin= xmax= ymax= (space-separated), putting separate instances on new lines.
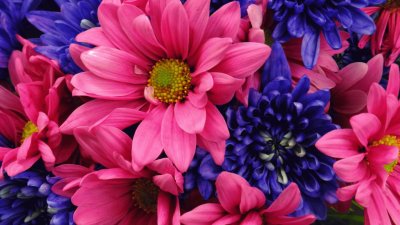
xmin=223 ymin=42 xmax=339 ymax=219
xmin=181 ymin=0 xmax=256 ymax=16
xmin=184 ymin=148 xmax=222 ymax=200
xmin=268 ymin=0 xmax=382 ymax=69
xmin=27 ymin=0 xmax=101 ymax=74
xmin=0 ymin=0 xmax=44 ymax=79
xmin=0 ymin=162 xmax=75 ymax=225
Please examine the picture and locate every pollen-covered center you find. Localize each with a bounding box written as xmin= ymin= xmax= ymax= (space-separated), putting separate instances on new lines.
xmin=372 ymin=135 xmax=400 ymax=173
xmin=148 ymin=59 xmax=191 ymax=104
xmin=132 ymin=178 xmax=159 ymax=214
xmin=21 ymin=121 xmax=38 ymax=143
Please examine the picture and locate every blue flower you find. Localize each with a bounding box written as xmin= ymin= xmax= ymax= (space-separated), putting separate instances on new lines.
xmin=183 ymin=148 xmax=222 ymax=200
xmin=223 ymin=42 xmax=339 ymax=219
xmin=181 ymin=0 xmax=256 ymax=16
xmin=27 ymin=0 xmax=101 ymax=74
xmin=269 ymin=0 xmax=382 ymax=69
xmin=0 ymin=162 xmax=75 ymax=225
xmin=0 ymin=0 xmax=43 ymax=79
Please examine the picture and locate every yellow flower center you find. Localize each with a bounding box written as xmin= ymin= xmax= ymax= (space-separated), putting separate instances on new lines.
xmin=372 ymin=135 xmax=400 ymax=173
xmin=132 ymin=178 xmax=159 ymax=214
xmin=21 ymin=121 xmax=38 ymax=143
xmin=148 ymin=59 xmax=191 ymax=104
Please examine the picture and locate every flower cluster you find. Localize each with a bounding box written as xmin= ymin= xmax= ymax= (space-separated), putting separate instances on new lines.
xmin=0 ymin=0 xmax=399 ymax=224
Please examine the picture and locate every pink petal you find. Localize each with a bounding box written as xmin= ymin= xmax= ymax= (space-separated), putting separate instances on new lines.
xmin=69 ymin=44 xmax=90 ymax=71
xmin=188 ymin=91 xmax=208 ymax=109
xmin=161 ymin=0 xmax=189 ymax=59
xmin=90 ymin=107 xmax=147 ymax=129
xmin=153 ymin=174 xmax=180 ymax=195
xmin=333 ymin=62 xmax=368 ymax=93
xmin=71 ymin=72 xmax=145 ymax=100
xmin=180 ymin=203 xmax=225 ymax=225
xmin=241 ymin=212 xmax=263 ymax=225
xmin=264 ymin=215 xmax=316 ymax=225
xmin=148 ymin=0 xmax=173 ymax=39
xmin=212 ymin=215 xmax=242 ymax=225
xmin=215 ymin=172 xmax=243 ymax=214
xmin=0 ymin=86 xmax=24 ymax=114
xmin=208 ymin=72 xmax=244 ymax=105
xmin=131 ymin=105 xmax=165 ymax=171
xmin=199 ymin=103 xmax=229 ymax=141
xmin=37 ymin=141 xmax=56 ymax=170
xmin=157 ymin=191 xmax=176 ymax=225
xmin=16 ymin=82 xmax=45 ymax=122
xmin=193 ymin=37 xmax=232 ymax=76
xmin=333 ymin=90 xmax=367 ymax=115
xmin=97 ymin=3 xmax=136 ymax=53
xmin=76 ymin=27 xmax=115 ymax=48
xmin=81 ymin=46 xmax=150 ymax=84
xmin=161 ymin=105 xmax=196 ymax=172
xmin=184 ymin=0 xmax=210 ymax=55
xmin=336 ymin=183 xmax=359 ymax=202
xmin=204 ymin=2 xmax=241 ymax=40
xmin=212 ymin=42 xmax=270 ymax=79
xmin=366 ymin=83 xmax=387 ymax=123
xmin=316 ymin=129 xmax=360 ymax=158
xmin=264 ymin=183 xmax=301 ymax=216
xmin=387 ymin=64 xmax=400 ymax=96
xmin=174 ymin=100 xmax=206 ymax=134
xmin=239 ymin=185 xmax=266 ymax=214
xmin=356 ymin=54 xmax=383 ymax=93
xmin=197 ymin=136 xmax=226 ymax=165
xmin=333 ymin=153 xmax=368 ymax=182
xmin=349 ymin=113 xmax=382 ymax=147
xmin=8 ymin=51 xmax=32 ymax=87
xmin=60 ymin=99 xmax=147 ymax=134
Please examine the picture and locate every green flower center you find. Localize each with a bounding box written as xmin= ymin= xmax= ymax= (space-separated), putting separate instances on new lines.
xmin=148 ymin=59 xmax=191 ymax=104
xmin=21 ymin=121 xmax=38 ymax=143
xmin=372 ymin=135 xmax=400 ymax=173
xmin=132 ymin=178 xmax=159 ymax=214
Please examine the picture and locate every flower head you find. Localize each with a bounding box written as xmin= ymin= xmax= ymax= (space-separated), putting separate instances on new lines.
xmin=269 ymin=0 xmax=378 ymax=69
xmin=0 ymin=38 xmax=77 ymax=178
xmin=359 ymin=1 xmax=400 ymax=66
xmin=316 ymin=63 xmax=400 ymax=224
xmin=61 ymin=0 xmax=270 ymax=172
xmin=27 ymin=0 xmax=101 ymax=74
xmin=70 ymin=125 xmax=183 ymax=225
xmin=181 ymin=172 xmax=316 ymax=225
xmin=224 ymin=42 xmax=338 ymax=219
xmin=0 ymin=162 xmax=75 ymax=225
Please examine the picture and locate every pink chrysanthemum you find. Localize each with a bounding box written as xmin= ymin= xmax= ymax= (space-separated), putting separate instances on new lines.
xmin=316 ymin=64 xmax=400 ymax=224
xmin=61 ymin=0 xmax=270 ymax=172
xmin=69 ymin=126 xmax=183 ymax=225
xmin=359 ymin=1 xmax=400 ymax=66
xmin=0 ymin=38 xmax=76 ymax=177
xmin=180 ymin=172 xmax=316 ymax=225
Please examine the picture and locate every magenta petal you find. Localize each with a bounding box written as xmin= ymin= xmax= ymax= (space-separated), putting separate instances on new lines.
xmin=387 ymin=64 xmax=400 ymax=97
xmin=316 ymin=129 xmax=360 ymax=158
xmin=17 ymin=82 xmax=45 ymax=122
xmin=174 ymin=100 xmax=206 ymax=134
xmin=153 ymin=174 xmax=180 ymax=195
xmin=184 ymin=0 xmax=210 ymax=54
xmin=193 ymin=37 xmax=232 ymax=75
xmin=0 ymin=86 xmax=24 ymax=114
xmin=241 ymin=212 xmax=262 ymax=225
xmin=161 ymin=105 xmax=196 ymax=172
xmin=200 ymin=103 xmax=229 ymax=141
xmin=180 ymin=203 xmax=225 ymax=225
xmin=333 ymin=153 xmax=368 ymax=182
xmin=161 ymin=0 xmax=190 ymax=59
xmin=212 ymin=42 xmax=270 ymax=79
xmin=264 ymin=183 xmax=301 ymax=216
xmin=349 ymin=113 xmax=382 ymax=147
xmin=215 ymin=172 xmax=243 ymax=214
xmin=204 ymin=2 xmax=241 ymax=40
xmin=76 ymin=27 xmax=115 ymax=48
xmin=131 ymin=105 xmax=166 ymax=171
xmin=208 ymin=72 xmax=244 ymax=105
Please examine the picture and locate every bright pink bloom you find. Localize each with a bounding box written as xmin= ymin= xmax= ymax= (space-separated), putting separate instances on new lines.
xmin=62 ymin=0 xmax=270 ymax=172
xmin=180 ymin=172 xmax=316 ymax=225
xmin=359 ymin=3 xmax=400 ymax=66
xmin=0 ymin=38 xmax=76 ymax=177
xmin=70 ymin=125 xmax=183 ymax=225
xmin=316 ymin=64 xmax=400 ymax=225
xmin=329 ymin=54 xmax=384 ymax=127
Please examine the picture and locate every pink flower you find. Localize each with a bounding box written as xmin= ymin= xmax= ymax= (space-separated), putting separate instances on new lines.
xmin=316 ymin=64 xmax=400 ymax=225
xmin=329 ymin=54 xmax=384 ymax=127
xmin=180 ymin=172 xmax=316 ymax=225
xmin=0 ymin=38 xmax=76 ymax=177
xmin=61 ymin=0 xmax=270 ymax=172
xmin=359 ymin=3 xmax=400 ymax=66
xmin=69 ymin=125 xmax=183 ymax=225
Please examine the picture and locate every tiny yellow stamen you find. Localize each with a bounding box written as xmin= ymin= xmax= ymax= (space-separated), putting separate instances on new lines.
xmin=372 ymin=135 xmax=400 ymax=173
xmin=148 ymin=59 xmax=191 ymax=104
xmin=132 ymin=178 xmax=159 ymax=214
xmin=21 ymin=121 xmax=38 ymax=143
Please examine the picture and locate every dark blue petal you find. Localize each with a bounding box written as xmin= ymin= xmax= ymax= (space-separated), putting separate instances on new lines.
xmin=348 ymin=7 xmax=376 ymax=35
xmin=301 ymin=29 xmax=320 ymax=69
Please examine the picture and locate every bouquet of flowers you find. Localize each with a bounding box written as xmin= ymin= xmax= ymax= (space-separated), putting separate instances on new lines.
xmin=0 ymin=0 xmax=399 ymax=224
